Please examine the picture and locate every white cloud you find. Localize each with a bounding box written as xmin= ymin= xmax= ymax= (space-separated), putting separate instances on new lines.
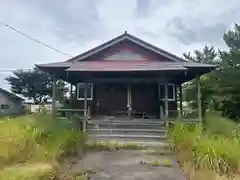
xmin=0 ymin=0 xmax=239 ymax=90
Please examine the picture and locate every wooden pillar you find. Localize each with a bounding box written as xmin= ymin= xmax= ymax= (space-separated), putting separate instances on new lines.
xmin=83 ymin=83 xmax=88 ymax=132
xmin=197 ymin=76 xmax=202 ymax=123
xmin=164 ymin=83 xmax=169 ymax=124
xmin=52 ymin=74 xmax=56 ymax=119
xmin=127 ymin=83 xmax=132 ymax=118
xmin=69 ymin=84 xmax=73 ymax=106
xmin=179 ymin=84 xmax=183 ymax=118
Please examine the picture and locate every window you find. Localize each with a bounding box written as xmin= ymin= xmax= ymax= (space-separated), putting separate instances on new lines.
xmin=77 ymin=83 xmax=93 ymax=100
xmin=159 ymin=84 xmax=175 ymax=101
xmin=0 ymin=104 xmax=10 ymax=110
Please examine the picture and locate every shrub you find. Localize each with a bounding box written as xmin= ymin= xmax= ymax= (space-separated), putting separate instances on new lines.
xmin=169 ymin=114 xmax=240 ymax=176
xmin=196 ymin=136 xmax=240 ymax=173
xmin=0 ymin=114 xmax=87 ymax=166
xmin=168 ymin=122 xmax=202 ymax=153
xmin=205 ymin=112 xmax=240 ymax=138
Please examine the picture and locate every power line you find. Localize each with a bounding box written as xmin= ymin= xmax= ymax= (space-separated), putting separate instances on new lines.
xmin=0 ymin=69 xmax=19 ymax=72
xmin=0 ymin=20 xmax=73 ymax=58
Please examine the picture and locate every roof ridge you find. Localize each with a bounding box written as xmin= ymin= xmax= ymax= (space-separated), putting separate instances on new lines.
xmin=65 ymin=32 xmax=187 ymax=63
xmin=0 ymin=88 xmax=24 ymax=100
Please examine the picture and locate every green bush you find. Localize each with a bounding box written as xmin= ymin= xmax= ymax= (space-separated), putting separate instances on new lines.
xmin=205 ymin=112 xmax=240 ymax=138
xmin=168 ymin=122 xmax=202 ymax=153
xmin=194 ymin=136 xmax=240 ymax=173
xmin=169 ymin=115 xmax=240 ymax=175
xmin=0 ymin=114 xmax=87 ymax=167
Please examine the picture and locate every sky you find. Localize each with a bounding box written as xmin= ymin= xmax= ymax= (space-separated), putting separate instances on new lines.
xmin=0 ymin=0 xmax=240 ymax=90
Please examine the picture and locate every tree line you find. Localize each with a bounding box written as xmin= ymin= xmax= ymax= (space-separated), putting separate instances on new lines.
xmin=184 ymin=24 xmax=240 ymax=121
xmin=5 ymin=68 xmax=68 ymax=104
xmin=4 ymin=24 xmax=240 ymax=120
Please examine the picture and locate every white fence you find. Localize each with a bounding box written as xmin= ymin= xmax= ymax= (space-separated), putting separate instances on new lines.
xmin=24 ymin=104 xmax=52 ymax=113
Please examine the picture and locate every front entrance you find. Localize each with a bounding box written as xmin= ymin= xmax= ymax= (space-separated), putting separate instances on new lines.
xmin=131 ymin=83 xmax=159 ymax=118
xmin=95 ymin=83 xmax=127 ymax=116
xmin=93 ymin=82 xmax=161 ymax=118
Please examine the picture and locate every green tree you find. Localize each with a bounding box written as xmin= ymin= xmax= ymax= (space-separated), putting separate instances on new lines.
xmin=5 ymin=67 xmax=67 ymax=104
xmin=183 ymin=46 xmax=219 ymax=119
xmin=215 ymin=24 xmax=240 ymax=120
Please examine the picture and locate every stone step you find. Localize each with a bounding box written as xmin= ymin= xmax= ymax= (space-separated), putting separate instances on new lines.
xmin=87 ymin=123 xmax=166 ymax=130
xmin=88 ymin=128 xmax=166 ymax=136
xmin=87 ymin=139 xmax=169 ymax=149
xmin=88 ymin=134 xmax=167 ymax=141
xmin=88 ymin=120 xmax=165 ymax=125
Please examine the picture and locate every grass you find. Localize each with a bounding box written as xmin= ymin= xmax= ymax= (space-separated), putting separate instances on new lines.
xmin=0 ymin=163 xmax=55 ymax=180
xmin=152 ymin=160 xmax=160 ymax=167
xmin=168 ymin=112 xmax=240 ymax=180
xmin=87 ymin=140 xmax=143 ymax=151
xmin=163 ymin=159 xmax=172 ymax=167
xmin=0 ymin=114 xmax=87 ymax=180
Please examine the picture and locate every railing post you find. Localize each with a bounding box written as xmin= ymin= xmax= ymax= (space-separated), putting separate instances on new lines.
xmin=160 ymin=106 xmax=164 ymax=121
xmin=179 ymin=84 xmax=183 ymax=119
xmin=70 ymin=84 xmax=73 ymax=106
xmin=127 ymin=83 xmax=132 ymax=118
xmin=83 ymin=83 xmax=88 ymax=132
xmin=197 ymin=76 xmax=202 ymax=123
xmin=164 ymin=83 xmax=169 ymax=126
xmin=52 ymin=74 xmax=56 ymax=119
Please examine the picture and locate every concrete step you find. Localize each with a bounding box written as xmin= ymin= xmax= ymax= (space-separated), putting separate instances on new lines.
xmin=88 ymin=134 xmax=167 ymax=141
xmin=88 ymin=120 xmax=165 ymax=125
xmin=87 ymin=139 xmax=169 ymax=149
xmin=87 ymin=123 xmax=166 ymax=130
xmin=88 ymin=128 xmax=166 ymax=136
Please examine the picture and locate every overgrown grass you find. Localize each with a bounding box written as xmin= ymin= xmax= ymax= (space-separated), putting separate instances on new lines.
xmin=168 ymin=113 xmax=240 ymax=179
xmin=87 ymin=140 xmax=143 ymax=151
xmin=0 ymin=114 xmax=87 ymax=180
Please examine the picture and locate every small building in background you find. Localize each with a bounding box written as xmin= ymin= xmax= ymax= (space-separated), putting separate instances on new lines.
xmin=23 ymin=99 xmax=62 ymax=113
xmin=0 ymin=88 xmax=24 ymax=115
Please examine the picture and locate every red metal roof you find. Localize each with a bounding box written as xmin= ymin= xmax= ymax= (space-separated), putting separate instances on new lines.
xmin=65 ymin=60 xmax=187 ymax=72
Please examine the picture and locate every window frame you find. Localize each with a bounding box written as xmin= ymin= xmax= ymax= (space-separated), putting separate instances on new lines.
xmin=77 ymin=83 xmax=93 ymax=101
xmin=158 ymin=83 xmax=175 ymax=101
xmin=0 ymin=104 xmax=10 ymax=110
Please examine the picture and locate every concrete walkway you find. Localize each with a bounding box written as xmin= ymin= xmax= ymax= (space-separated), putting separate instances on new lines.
xmin=71 ymin=150 xmax=188 ymax=180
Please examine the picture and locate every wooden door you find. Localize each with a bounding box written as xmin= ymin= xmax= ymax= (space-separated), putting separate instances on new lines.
xmin=131 ymin=83 xmax=159 ymax=117
xmin=95 ymin=83 xmax=127 ymax=116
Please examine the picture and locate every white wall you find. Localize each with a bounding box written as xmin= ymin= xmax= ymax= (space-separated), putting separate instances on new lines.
xmin=29 ymin=104 xmax=52 ymax=113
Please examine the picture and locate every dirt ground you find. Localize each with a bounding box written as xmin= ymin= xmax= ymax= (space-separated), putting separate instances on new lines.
xmin=67 ymin=150 xmax=188 ymax=180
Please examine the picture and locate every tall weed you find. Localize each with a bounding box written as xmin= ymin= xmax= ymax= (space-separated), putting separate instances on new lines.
xmin=169 ymin=114 xmax=240 ymax=175
xmin=0 ymin=115 xmax=87 ymax=167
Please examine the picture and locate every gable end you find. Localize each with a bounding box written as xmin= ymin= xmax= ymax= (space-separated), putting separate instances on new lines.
xmin=67 ymin=33 xmax=186 ymax=62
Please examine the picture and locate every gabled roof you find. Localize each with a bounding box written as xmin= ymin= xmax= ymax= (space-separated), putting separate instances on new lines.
xmin=0 ymin=88 xmax=24 ymax=101
xmin=66 ymin=32 xmax=187 ymax=62
xmin=36 ymin=32 xmax=218 ymax=73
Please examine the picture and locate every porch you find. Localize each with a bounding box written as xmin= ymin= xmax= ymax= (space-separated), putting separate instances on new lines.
xmin=51 ymin=70 xmax=202 ymax=131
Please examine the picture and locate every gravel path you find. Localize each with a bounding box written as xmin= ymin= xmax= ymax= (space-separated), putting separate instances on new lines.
xmin=71 ymin=150 xmax=188 ymax=180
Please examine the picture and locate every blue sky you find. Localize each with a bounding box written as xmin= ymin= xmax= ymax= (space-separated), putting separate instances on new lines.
xmin=0 ymin=0 xmax=239 ymax=90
